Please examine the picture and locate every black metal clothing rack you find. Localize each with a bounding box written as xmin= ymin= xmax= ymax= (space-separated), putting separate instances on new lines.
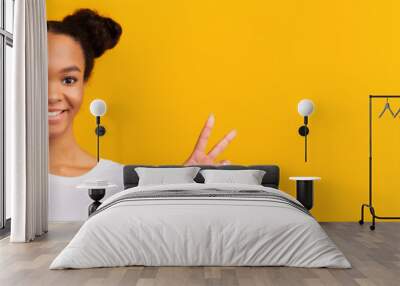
xmin=359 ymin=95 xmax=400 ymax=230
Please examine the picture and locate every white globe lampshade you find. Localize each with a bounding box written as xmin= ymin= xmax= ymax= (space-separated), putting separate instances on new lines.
xmin=90 ymin=99 xmax=107 ymax=117
xmin=297 ymin=99 xmax=314 ymax=116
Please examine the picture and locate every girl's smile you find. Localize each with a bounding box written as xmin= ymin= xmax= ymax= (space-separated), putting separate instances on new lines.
xmin=48 ymin=109 xmax=68 ymax=124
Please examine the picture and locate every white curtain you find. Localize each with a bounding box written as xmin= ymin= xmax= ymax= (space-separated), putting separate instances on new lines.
xmin=7 ymin=0 xmax=49 ymax=242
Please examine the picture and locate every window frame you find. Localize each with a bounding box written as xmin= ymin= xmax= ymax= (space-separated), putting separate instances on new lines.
xmin=0 ymin=0 xmax=14 ymax=235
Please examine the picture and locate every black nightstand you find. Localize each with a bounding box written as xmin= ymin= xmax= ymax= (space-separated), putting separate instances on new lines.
xmin=289 ymin=177 xmax=321 ymax=210
xmin=77 ymin=181 xmax=117 ymax=216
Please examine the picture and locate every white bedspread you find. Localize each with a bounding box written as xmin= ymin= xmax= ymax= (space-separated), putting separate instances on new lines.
xmin=50 ymin=183 xmax=351 ymax=269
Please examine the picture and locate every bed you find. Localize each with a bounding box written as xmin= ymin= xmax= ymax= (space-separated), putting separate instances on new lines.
xmin=50 ymin=165 xmax=351 ymax=269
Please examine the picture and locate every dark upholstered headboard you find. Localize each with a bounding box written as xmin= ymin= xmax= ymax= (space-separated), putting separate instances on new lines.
xmin=123 ymin=165 xmax=280 ymax=190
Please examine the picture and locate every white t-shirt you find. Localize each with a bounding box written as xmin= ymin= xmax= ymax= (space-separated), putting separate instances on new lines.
xmin=49 ymin=159 xmax=124 ymax=222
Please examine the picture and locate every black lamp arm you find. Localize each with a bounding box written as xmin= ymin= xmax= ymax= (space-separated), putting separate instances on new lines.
xmin=94 ymin=116 xmax=106 ymax=162
xmin=298 ymin=116 xmax=310 ymax=162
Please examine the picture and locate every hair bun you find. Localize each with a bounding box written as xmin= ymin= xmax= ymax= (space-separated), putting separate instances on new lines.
xmin=63 ymin=9 xmax=122 ymax=58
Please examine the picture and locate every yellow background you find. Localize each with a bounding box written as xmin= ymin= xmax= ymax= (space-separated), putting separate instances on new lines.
xmin=47 ymin=1 xmax=400 ymax=221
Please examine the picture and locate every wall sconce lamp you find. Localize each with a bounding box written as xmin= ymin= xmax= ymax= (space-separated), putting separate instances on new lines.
xmin=297 ymin=99 xmax=315 ymax=162
xmin=90 ymin=99 xmax=107 ymax=162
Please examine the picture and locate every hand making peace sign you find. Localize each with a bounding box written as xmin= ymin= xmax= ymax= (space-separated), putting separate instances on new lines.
xmin=184 ymin=114 xmax=237 ymax=166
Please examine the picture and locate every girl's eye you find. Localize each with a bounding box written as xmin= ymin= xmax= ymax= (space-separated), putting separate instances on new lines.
xmin=62 ymin=76 xmax=77 ymax=85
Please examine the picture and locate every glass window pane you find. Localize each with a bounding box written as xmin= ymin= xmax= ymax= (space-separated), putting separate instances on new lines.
xmin=5 ymin=44 xmax=13 ymax=219
xmin=6 ymin=0 xmax=14 ymax=33
xmin=0 ymin=0 xmax=3 ymax=30
xmin=0 ymin=38 xmax=3 ymax=228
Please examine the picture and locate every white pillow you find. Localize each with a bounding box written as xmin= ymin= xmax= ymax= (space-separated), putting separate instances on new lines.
xmin=200 ymin=169 xmax=266 ymax=185
xmin=135 ymin=167 xmax=201 ymax=186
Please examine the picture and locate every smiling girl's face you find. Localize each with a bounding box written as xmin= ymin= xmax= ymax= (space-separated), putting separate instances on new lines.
xmin=48 ymin=32 xmax=86 ymax=138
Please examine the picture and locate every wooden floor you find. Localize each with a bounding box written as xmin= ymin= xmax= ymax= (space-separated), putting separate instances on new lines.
xmin=0 ymin=222 xmax=399 ymax=286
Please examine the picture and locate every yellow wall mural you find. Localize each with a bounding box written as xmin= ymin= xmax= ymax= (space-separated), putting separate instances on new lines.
xmin=46 ymin=0 xmax=400 ymax=221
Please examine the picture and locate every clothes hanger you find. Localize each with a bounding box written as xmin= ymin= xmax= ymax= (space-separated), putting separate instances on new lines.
xmin=378 ymin=97 xmax=396 ymax=118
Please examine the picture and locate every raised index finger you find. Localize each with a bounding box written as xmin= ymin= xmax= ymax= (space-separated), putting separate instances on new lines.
xmin=192 ymin=114 xmax=215 ymax=153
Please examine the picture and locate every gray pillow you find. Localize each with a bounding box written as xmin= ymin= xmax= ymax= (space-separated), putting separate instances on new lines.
xmin=135 ymin=167 xmax=201 ymax=186
xmin=200 ymin=169 xmax=266 ymax=185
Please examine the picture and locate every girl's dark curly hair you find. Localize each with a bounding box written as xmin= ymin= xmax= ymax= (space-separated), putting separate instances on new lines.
xmin=47 ymin=9 xmax=122 ymax=81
